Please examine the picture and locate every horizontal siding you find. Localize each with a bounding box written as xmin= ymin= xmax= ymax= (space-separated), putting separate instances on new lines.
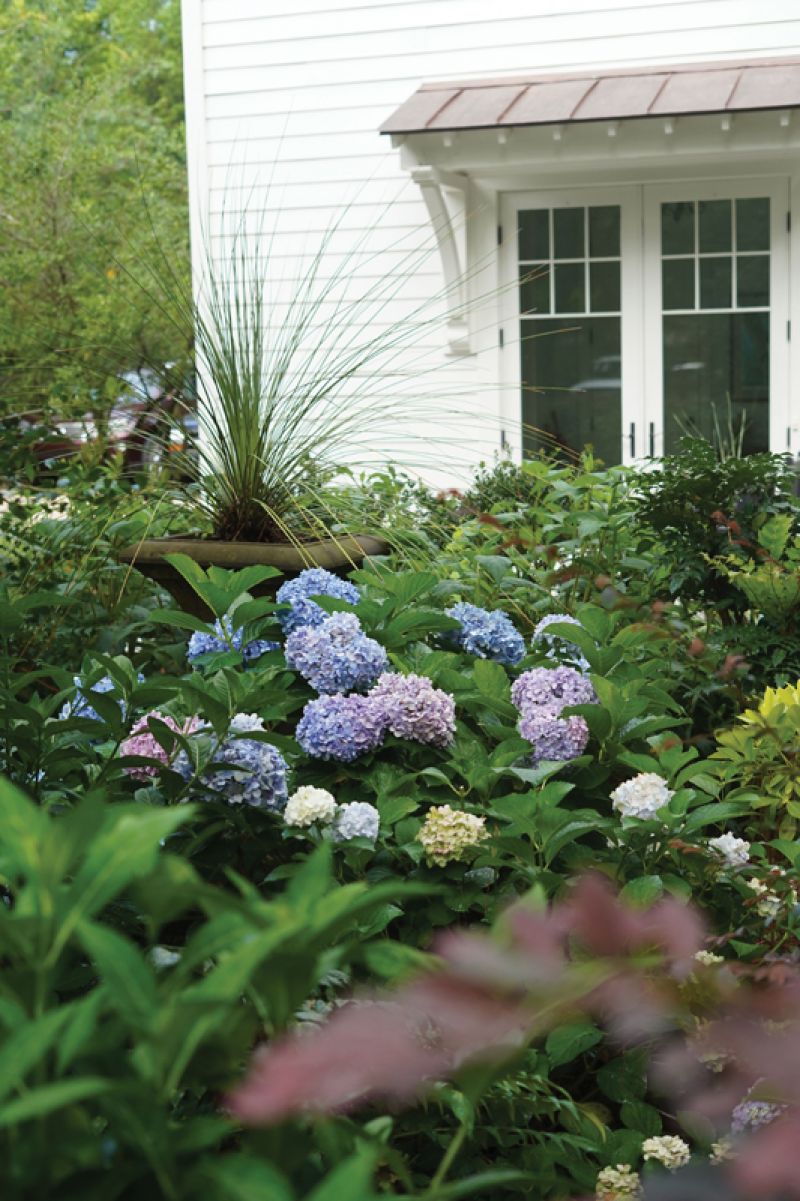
xmin=203 ymin=0 xmax=795 ymax=65
xmin=203 ymin=29 xmax=800 ymax=95
xmin=201 ymin=0 xmax=782 ymax=26
xmin=207 ymin=179 xmax=420 ymax=214
xmin=187 ymin=0 xmax=800 ymax=481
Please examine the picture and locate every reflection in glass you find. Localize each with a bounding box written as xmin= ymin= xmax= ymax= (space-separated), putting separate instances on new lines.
xmin=589 ymin=206 xmax=620 ymax=257
xmin=519 ymin=265 xmax=550 ymax=315
xmin=662 ymin=202 xmax=694 ymax=255
xmin=521 ymin=317 xmax=621 ymax=465
xmin=518 ymin=210 xmax=549 ymax=260
xmin=736 ymin=198 xmax=770 ymax=251
xmin=699 ymin=257 xmax=731 ymax=309
xmin=737 ymin=256 xmax=770 ymax=308
xmin=663 ymin=312 xmax=769 ymax=454
xmin=698 ymin=199 xmax=732 ymax=253
xmin=554 ymin=208 xmax=584 ymax=259
xmin=590 ymin=261 xmax=620 ymax=312
xmin=555 ymin=263 xmax=585 ymax=313
xmin=662 ymin=259 xmax=694 ymax=310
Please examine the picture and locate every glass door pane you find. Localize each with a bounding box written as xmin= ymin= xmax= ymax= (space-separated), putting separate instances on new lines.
xmin=660 ymin=196 xmax=770 ymax=454
xmin=519 ymin=204 xmax=622 ymax=464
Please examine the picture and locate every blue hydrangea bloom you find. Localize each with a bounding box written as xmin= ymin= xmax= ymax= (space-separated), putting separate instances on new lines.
xmin=285 ymin=612 xmax=388 ymax=694
xmin=276 ymin=568 xmax=360 ymax=635
xmin=59 ymin=673 xmax=145 ymax=721
xmin=175 ymin=713 xmax=288 ymax=811
xmin=532 ymin=613 xmax=589 ymax=669
xmin=295 ymin=693 xmax=386 ymax=762
xmin=445 ymin=602 xmax=525 ymax=666
xmin=187 ymin=616 xmax=279 ymax=665
xmin=330 ymin=801 xmax=380 ymax=844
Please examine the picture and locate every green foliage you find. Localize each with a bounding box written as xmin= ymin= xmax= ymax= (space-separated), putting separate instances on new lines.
xmin=631 ymin=437 xmax=795 ymax=606
xmin=0 ymin=0 xmax=190 ymax=417
xmin=713 ymin=680 xmax=800 ymax=831
xmin=3 ymin=443 xmax=800 ymax=1199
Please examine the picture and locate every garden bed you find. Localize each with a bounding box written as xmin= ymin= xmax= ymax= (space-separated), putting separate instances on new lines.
xmin=1 ymin=444 xmax=800 ymax=1201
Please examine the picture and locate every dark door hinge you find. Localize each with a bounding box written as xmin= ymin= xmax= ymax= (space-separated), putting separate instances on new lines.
xmin=788 ymin=320 xmax=792 ymax=341
xmin=499 ymin=328 xmax=505 ymax=348
xmin=497 ymin=225 xmax=503 ymax=246
xmin=788 ymin=211 xmax=792 ymax=233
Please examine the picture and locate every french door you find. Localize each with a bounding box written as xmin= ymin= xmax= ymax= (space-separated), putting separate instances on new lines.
xmin=501 ymin=178 xmax=789 ymax=464
xmin=643 ymin=179 xmax=789 ymax=459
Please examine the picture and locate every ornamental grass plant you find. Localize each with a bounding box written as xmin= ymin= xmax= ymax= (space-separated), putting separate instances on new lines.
xmin=131 ymin=195 xmax=498 ymax=546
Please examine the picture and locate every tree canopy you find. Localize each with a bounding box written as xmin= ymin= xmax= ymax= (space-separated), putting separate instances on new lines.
xmin=0 ymin=0 xmax=191 ymax=418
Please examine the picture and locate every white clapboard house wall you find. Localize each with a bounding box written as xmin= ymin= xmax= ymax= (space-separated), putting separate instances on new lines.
xmin=181 ymin=0 xmax=800 ymax=484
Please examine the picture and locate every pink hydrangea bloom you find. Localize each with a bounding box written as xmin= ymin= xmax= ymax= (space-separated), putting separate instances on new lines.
xmin=120 ymin=712 xmax=201 ymax=780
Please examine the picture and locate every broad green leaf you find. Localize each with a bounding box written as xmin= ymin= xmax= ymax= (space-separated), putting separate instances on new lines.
xmin=597 ymin=1051 xmax=648 ymax=1103
xmin=361 ymin=941 xmax=438 ymax=981
xmin=148 ymin=610 xmax=214 ymax=634
xmin=197 ymin=1155 xmax=293 ymax=1201
xmin=382 ymin=571 xmax=438 ymax=606
xmin=285 ymin=843 xmax=333 ymax=908
xmin=620 ymin=1099 xmax=662 ymax=1137
xmin=758 ymin=513 xmax=793 ymax=560
xmin=304 ymin=1149 xmax=378 ymax=1201
xmin=545 ymin=1021 xmax=603 ymax=1066
xmin=56 ymin=989 xmax=107 ymax=1073
xmin=0 ymin=777 xmax=48 ymax=878
xmin=0 ymin=1077 xmax=111 ymax=1127
xmin=56 ymin=807 xmax=192 ymax=954
xmin=472 ymin=658 xmax=510 ymax=703
xmin=0 ymin=1006 xmax=75 ymax=1104
xmin=77 ymin=921 xmax=157 ymax=1028
xmin=619 ymin=876 xmax=663 ymax=908
xmin=684 ymin=800 xmax=755 ymax=834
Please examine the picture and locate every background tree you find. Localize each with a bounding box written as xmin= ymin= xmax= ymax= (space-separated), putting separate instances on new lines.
xmin=0 ymin=0 xmax=191 ymax=419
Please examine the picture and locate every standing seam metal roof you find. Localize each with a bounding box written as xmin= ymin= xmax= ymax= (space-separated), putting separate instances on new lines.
xmin=379 ymin=56 xmax=800 ymax=134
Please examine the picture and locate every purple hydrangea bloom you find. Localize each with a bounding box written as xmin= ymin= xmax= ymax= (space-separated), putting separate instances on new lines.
xmin=731 ymin=1097 xmax=787 ymax=1135
xmin=445 ymin=602 xmax=525 ymax=666
xmin=518 ymin=709 xmax=589 ymax=765
xmin=295 ymin=693 xmax=386 ymax=762
xmin=511 ymin=665 xmax=597 ymax=716
xmin=331 ymin=801 xmax=380 ymax=843
xmin=276 ymin=568 xmax=360 ymax=635
xmin=368 ymin=672 xmax=456 ymax=748
xmin=59 ymin=673 xmax=145 ymax=721
xmin=176 ymin=713 xmax=288 ymax=810
xmin=285 ymin=612 xmax=388 ymax=695
xmin=187 ymin=616 xmax=279 ymax=665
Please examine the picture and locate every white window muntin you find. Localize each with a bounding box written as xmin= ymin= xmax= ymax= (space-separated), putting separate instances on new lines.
xmin=500 ymin=178 xmax=790 ymax=462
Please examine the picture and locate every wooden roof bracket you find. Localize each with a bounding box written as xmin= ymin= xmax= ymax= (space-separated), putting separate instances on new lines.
xmin=409 ymin=165 xmax=471 ymax=355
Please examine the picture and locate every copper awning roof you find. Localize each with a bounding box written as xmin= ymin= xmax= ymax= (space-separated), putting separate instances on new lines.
xmin=381 ymin=56 xmax=800 ymax=135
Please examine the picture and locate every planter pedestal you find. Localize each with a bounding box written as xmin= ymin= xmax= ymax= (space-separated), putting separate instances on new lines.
xmin=119 ymin=534 xmax=389 ymax=619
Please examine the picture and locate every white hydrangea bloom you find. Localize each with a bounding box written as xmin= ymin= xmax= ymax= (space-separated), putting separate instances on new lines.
xmin=331 ymin=801 xmax=380 ymax=843
xmin=709 ymin=1137 xmax=734 ymax=1165
xmin=708 ymin=833 xmax=750 ymax=868
xmin=641 ymin=1135 xmax=691 ymax=1171
xmin=284 ymin=786 xmax=338 ymax=827
xmin=610 ymin=773 xmax=674 ymax=821
xmin=694 ymin=950 xmax=725 ymax=966
xmin=417 ymin=805 xmax=488 ymax=866
xmin=595 ymin=1164 xmax=642 ymax=1200
xmin=747 ymin=877 xmax=782 ymax=918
